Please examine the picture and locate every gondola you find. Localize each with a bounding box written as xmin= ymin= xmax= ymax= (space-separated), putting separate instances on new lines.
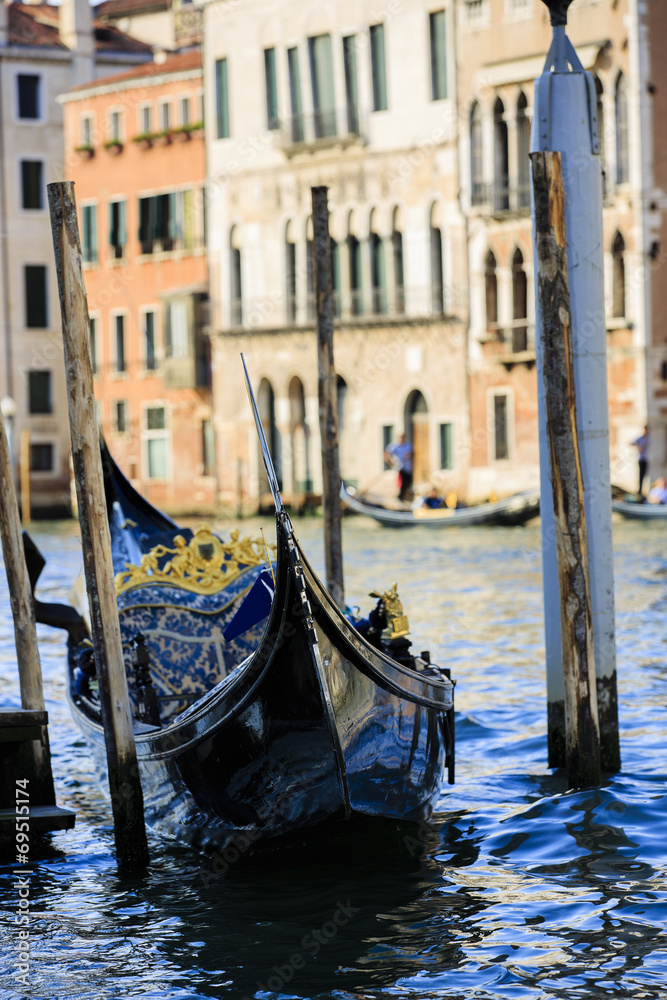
xmin=341 ymin=482 xmax=540 ymax=528
xmin=30 ymin=372 xmax=455 ymax=854
xmin=611 ymin=497 xmax=667 ymax=520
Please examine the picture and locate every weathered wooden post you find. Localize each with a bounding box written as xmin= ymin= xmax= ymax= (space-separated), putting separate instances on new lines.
xmin=20 ymin=428 xmax=31 ymax=524
xmin=311 ymin=185 xmax=344 ymax=608
xmin=531 ymin=151 xmax=601 ymax=788
xmin=0 ymin=410 xmax=56 ymax=802
xmin=48 ymin=181 xmax=149 ymax=866
xmin=531 ymin=0 xmax=620 ymax=772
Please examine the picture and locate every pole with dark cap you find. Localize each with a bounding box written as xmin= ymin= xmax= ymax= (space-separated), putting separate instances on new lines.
xmin=530 ymin=0 xmax=620 ymax=777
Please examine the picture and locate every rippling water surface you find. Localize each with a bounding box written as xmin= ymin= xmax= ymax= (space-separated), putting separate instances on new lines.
xmin=2 ymin=514 xmax=667 ymax=999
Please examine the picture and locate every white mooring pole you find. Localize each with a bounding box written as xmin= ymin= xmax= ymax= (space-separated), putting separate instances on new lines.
xmin=531 ymin=0 xmax=620 ymax=772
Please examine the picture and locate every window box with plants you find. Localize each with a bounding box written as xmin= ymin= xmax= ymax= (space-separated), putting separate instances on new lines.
xmin=104 ymin=139 xmax=124 ymax=155
xmin=75 ymin=144 xmax=95 ymax=159
xmin=170 ymin=122 xmax=204 ymax=142
xmin=132 ymin=133 xmax=153 ymax=150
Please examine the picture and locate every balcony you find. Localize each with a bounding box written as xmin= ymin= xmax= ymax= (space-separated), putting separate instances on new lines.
xmin=280 ymin=107 xmax=366 ymax=153
xmin=483 ymin=321 xmax=535 ymax=366
xmin=471 ymin=182 xmax=531 ymax=215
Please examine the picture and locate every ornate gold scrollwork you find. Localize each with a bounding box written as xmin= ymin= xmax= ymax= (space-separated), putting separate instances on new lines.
xmin=115 ymin=524 xmax=276 ymax=596
xmin=370 ymin=582 xmax=410 ymax=639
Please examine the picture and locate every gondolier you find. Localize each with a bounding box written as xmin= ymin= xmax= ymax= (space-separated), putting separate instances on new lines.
xmin=385 ymin=434 xmax=413 ymax=501
xmin=632 ymin=425 xmax=649 ymax=497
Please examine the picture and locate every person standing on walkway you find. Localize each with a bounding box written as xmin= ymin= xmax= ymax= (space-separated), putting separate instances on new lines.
xmin=385 ymin=433 xmax=414 ymax=502
xmin=632 ymin=425 xmax=649 ymax=497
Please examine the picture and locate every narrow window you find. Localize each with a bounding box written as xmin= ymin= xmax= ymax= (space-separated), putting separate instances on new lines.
xmin=109 ymin=110 xmax=122 ymax=143
xmin=82 ymin=205 xmax=97 ymax=264
xmin=89 ymin=316 xmax=98 ymax=375
xmin=28 ymin=371 xmax=51 ymax=414
xmin=512 ymin=248 xmax=527 ymax=352
xmin=306 ymin=236 xmax=314 ymax=321
xmin=160 ymin=102 xmax=170 ymax=131
xmin=369 ymin=24 xmax=387 ymax=111
xmin=343 ymin=36 xmax=360 ymax=134
xmin=392 ymin=209 xmax=404 ymax=314
xmin=286 ymin=234 xmax=296 ymax=323
xmin=215 ymin=58 xmax=230 ymax=139
xmin=81 ymin=115 xmax=92 ymax=147
xmin=516 ymin=93 xmax=531 ymax=208
xmin=429 ymin=11 xmax=447 ymax=101
xmin=115 ymin=400 xmax=127 ymax=433
xmin=180 ymin=96 xmax=190 ymax=127
xmin=30 ymin=443 xmax=53 ymax=472
xmin=202 ymin=419 xmax=215 ymax=476
xmin=615 ymin=72 xmax=629 ymax=185
xmin=140 ymin=105 xmax=151 ymax=134
xmin=309 ymin=34 xmax=336 ymax=138
xmin=470 ymin=102 xmax=484 ymax=205
xmin=485 ymin=250 xmax=498 ymax=331
xmin=383 ymin=425 xmax=394 ymax=468
xmin=21 ymin=161 xmax=43 ymax=210
xmin=612 ymin=232 xmax=626 ymax=318
xmin=144 ymin=310 xmax=157 ymax=369
xmin=430 ymin=211 xmax=443 ymax=314
xmin=348 ymin=234 xmax=363 ymax=315
xmin=115 ymin=314 xmax=126 ymax=372
xmin=109 ymin=200 xmax=126 ymax=259
xmin=287 ymin=47 xmax=304 ymax=142
xmin=264 ymin=48 xmax=279 ymax=130
xmin=230 ymin=230 xmax=242 ymax=325
xmin=139 ymin=196 xmax=155 ymax=255
xmin=17 ymin=74 xmax=40 ymax=119
xmin=370 ymin=227 xmax=386 ymax=315
xmin=331 ymin=238 xmax=341 ymax=317
xmin=494 ymin=98 xmax=509 ymax=211
xmin=493 ymin=395 xmax=508 ymax=460
xmin=166 ymin=300 xmax=189 ymax=358
xmin=145 ymin=406 xmax=168 ymax=479
xmin=439 ymin=423 xmax=453 ymax=470
xmin=24 ymin=266 xmax=47 ymax=328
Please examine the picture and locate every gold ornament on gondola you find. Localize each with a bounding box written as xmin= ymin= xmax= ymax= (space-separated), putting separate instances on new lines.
xmin=369 ymin=582 xmax=410 ymax=639
xmin=115 ymin=524 xmax=276 ymax=596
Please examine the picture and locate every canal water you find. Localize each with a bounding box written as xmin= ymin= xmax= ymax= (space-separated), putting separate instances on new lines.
xmin=2 ymin=513 xmax=667 ymax=999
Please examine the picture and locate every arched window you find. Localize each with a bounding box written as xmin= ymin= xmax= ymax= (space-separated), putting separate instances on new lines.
xmin=347 ymin=213 xmax=363 ymax=316
xmin=485 ymin=250 xmax=498 ymax=332
xmin=612 ymin=231 xmax=626 ymax=318
xmin=258 ymin=377 xmax=282 ymax=491
xmin=615 ymin=72 xmax=629 ymax=185
xmin=331 ymin=237 xmax=341 ymax=318
xmin=392 ymin=206 xmax=404 ymax=314
xmin=369 ymin=210 xmax=386 ymax=315
xmin=288 ymin=376 xmax=311 ymax=492
xmin=430 ymin=203 xmax=444 ymax=314
xmin=306 ymin=216 xmax=314 ymax=321
xmin=512 ymin=248 xmax=527 ymax=352
xmin=230 ymin=226 xmax=242 ymax=326
xmin=516 ymin=92 xmax=530 ymax=209
xmin=285 ymin=220 xmax=296 ymax=323
xmin=493 ymin=98 xmax=509 ymax=212
xmin=470 ymin=101 xmax=484 ymax=205
xmin=594 ymin=75 xmax=606 ymax=196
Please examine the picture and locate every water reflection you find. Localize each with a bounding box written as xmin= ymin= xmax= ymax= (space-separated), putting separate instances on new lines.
xmin=1 ymin=516 xmax=667 ymax=999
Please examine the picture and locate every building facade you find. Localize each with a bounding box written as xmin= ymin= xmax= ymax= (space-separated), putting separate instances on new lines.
xmin=204 ymin=0 xmax=471 ymax=507
xmin=61 ymin=50 xmax=214 ymax=510
xmin=0 ymin=0 xmax=150 ymax=514
xmin=458 ymin=0 xmax=664 ymax=497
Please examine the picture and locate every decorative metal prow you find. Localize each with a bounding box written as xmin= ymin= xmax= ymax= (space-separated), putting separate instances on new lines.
xmin=130 ymin=633 xmax=160 ymax=727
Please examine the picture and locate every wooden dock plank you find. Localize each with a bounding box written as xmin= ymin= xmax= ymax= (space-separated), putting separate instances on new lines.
xmin=0 ymin=805 xmax=76 ymax=838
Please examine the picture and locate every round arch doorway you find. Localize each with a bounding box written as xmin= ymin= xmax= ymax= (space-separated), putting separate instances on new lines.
xmin=404 ymin=389 xmax=429 ymax=489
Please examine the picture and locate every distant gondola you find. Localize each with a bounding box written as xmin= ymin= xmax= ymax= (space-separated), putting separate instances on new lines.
xmin=341 ymin=482 xmax=540 ymax=528
xmin=611 ymin=497 xmax=667 ymax=520
xmin=30 ymin=379 xmax=455 ymax=854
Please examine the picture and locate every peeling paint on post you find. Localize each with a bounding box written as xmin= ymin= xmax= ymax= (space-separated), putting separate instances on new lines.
xmin=531 ymin=151 xmax=601 ymax=789
xmin=532 ymin=2 xmax=620 ymax=772
xmin=47 ymin=181 xmax=149 ymax=867
xmin=311 ymin=185 xmax=344 ymax=609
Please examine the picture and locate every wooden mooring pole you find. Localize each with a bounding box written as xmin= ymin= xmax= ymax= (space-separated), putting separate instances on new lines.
xmin=48 ymin=181 xmax=149 ymax=866
xmin=531 ymin=151 xmax=601 ymax=789
xmin=311 ymin=185 xmax=344 ymax=609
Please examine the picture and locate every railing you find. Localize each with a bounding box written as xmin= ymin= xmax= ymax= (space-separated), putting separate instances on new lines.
xmin=471 ymin=182 xmax=531 ymax=214
xmin=280 ymin=107 xmax=365 ymax=150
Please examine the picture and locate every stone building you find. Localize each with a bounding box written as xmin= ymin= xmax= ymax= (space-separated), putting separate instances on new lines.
xmin=0 ymin=0 xmax=150 ymax=514
xmin=457 ymin=0 xmax=665 ymax=496
xmin=60 ymin=49 xmax=214 ymax=511
xmin=203 ymin=0 xmax=471 ymax=507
